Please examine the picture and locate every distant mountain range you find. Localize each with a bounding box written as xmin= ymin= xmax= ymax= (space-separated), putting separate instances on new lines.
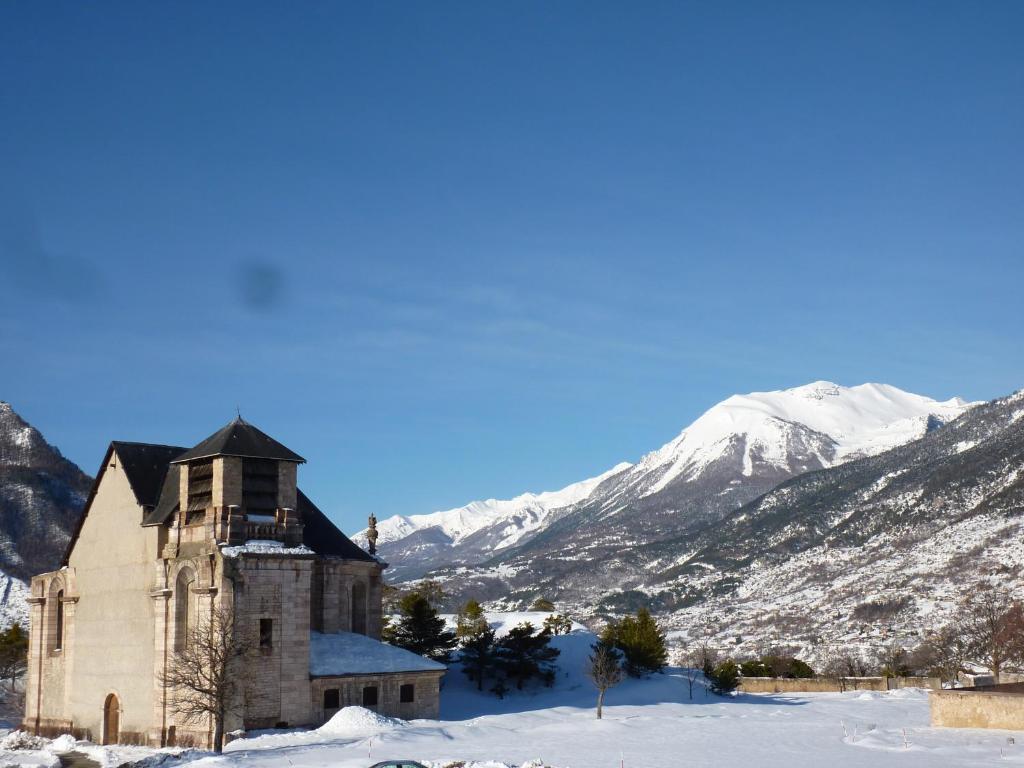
xmin=3 ymin=381 xmax=1019 ymax=658
xmin=349 ymin=380 xmax=1024 ymax=658
xmin=355 ymin=381 xmax=972 ymax=584
xmin=0 ymin=402 xmax=92 ymax=626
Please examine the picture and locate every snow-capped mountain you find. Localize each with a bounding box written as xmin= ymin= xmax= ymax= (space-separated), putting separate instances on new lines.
xmin=370 ymin=462 xmax=632 ymax=549
xmin=0 ymin=402 xmax=91 ymax=627
xmin=651 ymin=386 xmax=1024 ymax=659
xmin=364 ymin=381 xmax=973 ymax=583
xmin=354 ymin=463 xmax=632 ymax=580
xmin=422 ymin=385 xmax=1021 ymax=660
xmin=631 ymin=381 xmax=968 ymax=494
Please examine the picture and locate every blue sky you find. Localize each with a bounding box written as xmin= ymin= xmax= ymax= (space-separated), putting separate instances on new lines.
xmin=2 ymin=1 xmax=1022 ymax=531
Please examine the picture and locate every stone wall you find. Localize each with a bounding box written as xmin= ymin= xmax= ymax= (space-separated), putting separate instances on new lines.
xmin=739 ymin=676 xmax=940 ymax=693
xmin=931 ymin=688 xmax=1024 ymax=730
xmin=231 ymin=553 xmax=316 ymax=730
xmin=311 ymin=670 xmax=444 ymax=722
xmin=30 ymin=458 xmax=163 ymax=743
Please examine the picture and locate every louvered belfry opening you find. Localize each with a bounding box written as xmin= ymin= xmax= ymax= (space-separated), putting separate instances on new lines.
xmin=185 ymin=459 xmax=213 ymax=524
xmin=187 ymin=460 xmax=213 ymax=511
xmin=170 ymin=417 xmax=305 ymax=545
xmin=242 ymin=458 xmax=279 ymax=514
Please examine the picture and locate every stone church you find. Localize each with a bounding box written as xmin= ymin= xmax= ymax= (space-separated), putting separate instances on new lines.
xmin=22 ymin=418 xmax=445 ymax=747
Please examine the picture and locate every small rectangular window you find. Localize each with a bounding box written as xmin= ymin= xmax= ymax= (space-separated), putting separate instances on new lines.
xmin=400 ymin=683 xmax=414 ymax=703
xmin=362 ymin=685 xmax=378 ymax=707
xmin=323 ymin=689 xmax=340 ymax=709
xmin=260 ymin=618 xmax=273 ymax=649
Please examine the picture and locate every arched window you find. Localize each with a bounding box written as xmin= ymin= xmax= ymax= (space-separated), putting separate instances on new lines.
xmin=175 ymin=569 xmax=196 ymax=650
xmin=54 ymin=590 xmax=64 ymax=650
xmin=351 ymin=582 xmax=367 ymax=635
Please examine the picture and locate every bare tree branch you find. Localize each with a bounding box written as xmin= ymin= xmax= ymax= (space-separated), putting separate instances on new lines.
xmin=158 ymin=606 xmax=257 ymax=752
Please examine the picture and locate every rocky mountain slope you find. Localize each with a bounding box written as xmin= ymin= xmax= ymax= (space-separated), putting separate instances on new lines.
xmin=363 ymin=381 xmax=971 ymax=585
xmin=428 ymin=386 xmax=1022 ymax=661
xmin=0 ymin=402 xmax=91 ymax=626
xmin=651 ymin=387 xmax=1024 ymax=658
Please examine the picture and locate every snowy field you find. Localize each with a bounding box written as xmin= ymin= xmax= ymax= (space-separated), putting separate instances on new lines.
xmin=3 ymin=615 xmax=1024 ymax=768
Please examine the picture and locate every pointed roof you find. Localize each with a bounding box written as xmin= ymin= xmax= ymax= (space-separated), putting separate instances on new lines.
xmin=170 ymin=417 xmax=305 ymax=464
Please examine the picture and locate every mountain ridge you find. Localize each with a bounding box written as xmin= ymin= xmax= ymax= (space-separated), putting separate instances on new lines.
xmin=0 ymin=401 xmax=92 ymax=627
xmin=359 ymin=381 xmax=974 ymax=582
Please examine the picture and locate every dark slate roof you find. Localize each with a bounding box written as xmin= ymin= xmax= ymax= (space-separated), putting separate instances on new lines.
xmin=64 ymin=436 xmax=371 ymax=566
xmin=298 ymin=490 xmax=374 ymax=561
xmin=113 ymin=442 xmax=188 ymax=508
xmin=63 ymin=441 xmax=186 ymax=566
xmin=170 ymin=418 xmax=305 ymax=464
xmin=142 ymin=464 xmax=181 ymax=526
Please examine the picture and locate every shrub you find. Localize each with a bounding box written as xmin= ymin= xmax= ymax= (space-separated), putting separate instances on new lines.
xmin=493 ymin=622 xmax=560 ymax=691
xmin=604 ymin=608 xmax=668 ymax=677
xmin=542 ymin=614 xmax=573 ymax=636
xmin=707 ymin=660 xmax=740 ymax=695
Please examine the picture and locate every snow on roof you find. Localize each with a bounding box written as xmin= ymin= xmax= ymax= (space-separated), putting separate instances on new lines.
xmin=309 ymin=631 xmax=446 ymax=677
xmin=220 ymin=539 xmax=314 ymax=558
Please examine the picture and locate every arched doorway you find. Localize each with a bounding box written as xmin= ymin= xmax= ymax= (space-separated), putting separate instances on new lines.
xmin=102 ymin=694 xmax=120 ymax=745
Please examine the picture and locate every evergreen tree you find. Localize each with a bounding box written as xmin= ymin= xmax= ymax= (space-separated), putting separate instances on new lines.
xmin=0 ymin=623 xmax=28 ymax=691
xmin=456 ymin=599 xmax=489 ymax=639
xmin=542 ymin=614 xmax=573 ymax=636
xmin=460 ymin=625 xmax=497 ymax=691
xmin=530 ymin=597 xmax=555 ymax=612
xmin=387 ymin=592 xmax=457 ymax=663
xmin=707 ymin=659 xmax=740 ymax=695
xmin=493 ymin=622 xmax=560 ymax=690
xmin=605 ymin=608 xmax=668 ymax=677
xmin=457 ymin=599 xmax=496 ymax=691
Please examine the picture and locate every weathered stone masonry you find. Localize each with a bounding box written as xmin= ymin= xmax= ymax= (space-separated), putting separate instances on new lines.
xmin=23 ymin=419 xmax=445 ymax=748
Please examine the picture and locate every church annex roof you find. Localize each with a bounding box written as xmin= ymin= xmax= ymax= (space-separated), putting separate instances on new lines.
xmin=170 ymin=417 xmax=305 ymax=465
xmin=309 ymin=631 xmax=446 ymax=676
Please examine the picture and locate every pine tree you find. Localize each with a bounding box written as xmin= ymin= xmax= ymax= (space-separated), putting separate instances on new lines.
xmin=387 ymin=593 xmax=457 ymax=663
xmin=606 ymin=608 xmax=668 ymax=677
xmin=530 ymin=597 xmax=555 ymax=612
xmin=0 ymin=623 xmax=28 ymax=691
xmin=542 ymin=614 xmax=572 ymax=636
xmin=707 ymin=659 xmax=740 ymax=695
xmin=493 ymin=622 xmax=560 ymax=691
xmin=456 ymin=599 xmax=489 ymax=639
xmin=460 ymin=625 xmax=497 ymax=691
xmin=456 ymin=599 xmax=496 ymax=691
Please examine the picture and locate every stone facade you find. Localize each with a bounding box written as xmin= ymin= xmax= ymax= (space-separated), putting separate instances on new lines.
xmin=22 ymin=422 xmax=445 ymax=748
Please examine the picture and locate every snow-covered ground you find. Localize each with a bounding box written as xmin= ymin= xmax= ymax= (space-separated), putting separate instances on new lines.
xmin=2 ymin=615 xmax=1022 ymax=768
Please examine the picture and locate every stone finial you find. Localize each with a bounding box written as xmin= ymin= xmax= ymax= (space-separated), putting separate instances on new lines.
xmin=366 ymin=513 xmax=378 ymax=555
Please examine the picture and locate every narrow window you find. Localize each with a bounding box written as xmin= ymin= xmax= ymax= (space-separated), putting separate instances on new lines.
xmin=260 ymin=618 xmax=273 ymax=650
xmin=323 ymin=689 xmax=340 ymax=709
xmin=351 ymin=582 xmax=367 ymax=635
xmin=175 ymin=570 xmax=195 ymax=650
xmin=54 ymin=590 xmax=64 ymax=650
xmin=362 ymin=686 xmax=378 ymax=707
xmin=400 ymin=683 xmax=414 ymax=703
